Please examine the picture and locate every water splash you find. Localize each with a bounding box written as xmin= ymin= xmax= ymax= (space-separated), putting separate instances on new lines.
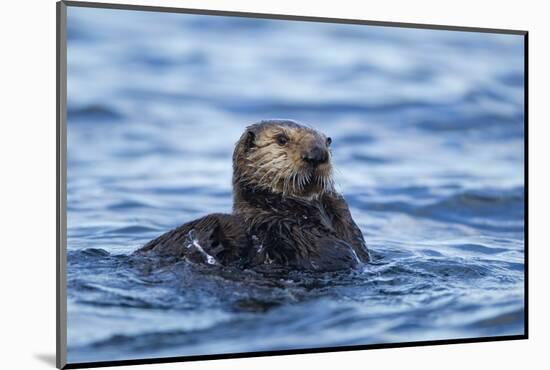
xmin=185 ymin=230 xmax=218 ymax=265
xmin=252 ymin=235 xmax=264 ymax=253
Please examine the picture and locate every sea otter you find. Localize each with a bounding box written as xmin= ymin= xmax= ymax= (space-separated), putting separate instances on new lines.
xmin=135 ymin=119 xmax=369 ymax=271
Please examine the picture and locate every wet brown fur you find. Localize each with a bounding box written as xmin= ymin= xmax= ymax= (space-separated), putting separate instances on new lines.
xmin=135 ymin=120 xmax=369 ymax=271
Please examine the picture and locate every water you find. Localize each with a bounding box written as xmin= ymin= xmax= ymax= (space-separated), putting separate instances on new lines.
xmin=66 ymin=6 xmax=525 ymax=364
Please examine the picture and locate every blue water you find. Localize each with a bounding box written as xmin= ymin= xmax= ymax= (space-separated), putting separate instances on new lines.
xmin=66 ymin=7 xmax=525 ymax=364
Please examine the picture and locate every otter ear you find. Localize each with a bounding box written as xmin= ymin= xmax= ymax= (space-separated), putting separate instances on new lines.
xmin=244 ymin=130 xmax=256 ymax=152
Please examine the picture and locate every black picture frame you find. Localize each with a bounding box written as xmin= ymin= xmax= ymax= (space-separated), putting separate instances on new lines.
xmin=56 ymin=1 xmax=528 ymax=368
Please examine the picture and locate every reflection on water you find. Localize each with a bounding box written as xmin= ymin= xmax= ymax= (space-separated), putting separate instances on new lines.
xmin=66 ymin=6 xmax=525 ymax=364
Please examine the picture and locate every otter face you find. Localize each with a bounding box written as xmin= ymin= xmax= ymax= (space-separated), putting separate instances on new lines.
xmin=234 ymin=120 xmax=335 ymax=198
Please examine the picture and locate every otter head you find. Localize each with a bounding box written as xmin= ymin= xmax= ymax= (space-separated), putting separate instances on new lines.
xmin=233 ymin=119 xmax=335 ymax=199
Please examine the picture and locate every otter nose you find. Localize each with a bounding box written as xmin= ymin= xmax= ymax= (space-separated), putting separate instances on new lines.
xmin=302 ymin=146 xmax=329 ymax=166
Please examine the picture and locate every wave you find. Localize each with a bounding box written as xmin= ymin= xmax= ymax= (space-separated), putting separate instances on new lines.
xmin=66 ymin=240 xmax=524 ymax=363
xmin=68 ymin=104 xmax=122 ymax=122
xmin=349 ymin=187 xmax=524 ymax=232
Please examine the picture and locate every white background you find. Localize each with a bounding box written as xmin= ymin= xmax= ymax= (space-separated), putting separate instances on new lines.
xmin=1 ymin=0 xmax=547 ymax=369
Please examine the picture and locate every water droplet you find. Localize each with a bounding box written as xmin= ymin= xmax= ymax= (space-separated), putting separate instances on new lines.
xmin=183 ymin=229 xmax=219 ymax=265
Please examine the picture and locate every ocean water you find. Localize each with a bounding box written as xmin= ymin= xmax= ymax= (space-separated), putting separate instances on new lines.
xmin=65 ymin=7 xmax=525 ymax=364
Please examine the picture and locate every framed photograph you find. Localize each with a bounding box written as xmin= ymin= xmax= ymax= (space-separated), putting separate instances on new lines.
xmin=57 ymin=1 xmax=528 ymax=368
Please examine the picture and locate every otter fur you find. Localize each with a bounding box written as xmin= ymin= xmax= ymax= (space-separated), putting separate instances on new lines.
xmin=135 ymin=119 xmax=369 ymax=271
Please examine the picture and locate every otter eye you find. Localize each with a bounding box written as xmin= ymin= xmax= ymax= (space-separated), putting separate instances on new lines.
xmin=276 ymin=135 xmax=289 ymax=146
xmin=326 ymin=137 xmax=332 ymax=146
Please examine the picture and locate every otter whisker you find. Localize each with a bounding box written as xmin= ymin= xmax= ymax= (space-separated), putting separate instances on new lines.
xmin=281 ymin=171 xmax=289 ymax=196
xmin=331 ymin=167 xmax=344 ymax=193
xmin=292 ymin=168 xmax=301 ymax=194
xmin=272 ymin=171 xmax=285 ymax=193
xmin=280 ymin=164 xmax=295 ymax=196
